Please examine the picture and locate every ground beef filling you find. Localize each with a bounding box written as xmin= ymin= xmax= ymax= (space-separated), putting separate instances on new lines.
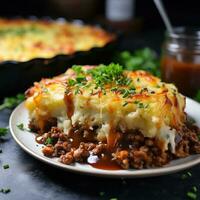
xmin=31 ymin=123 xmax=200 ymax=170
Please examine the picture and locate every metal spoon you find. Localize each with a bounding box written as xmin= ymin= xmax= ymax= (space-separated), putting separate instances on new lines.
xmin=153 ymin=0 xmax=174 ymax=34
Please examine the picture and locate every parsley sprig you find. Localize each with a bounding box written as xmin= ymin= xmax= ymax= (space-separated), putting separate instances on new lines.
xmin=0 ymin=127 xmax=8 ymax=137
xmin=194 ymin=90 xmax=200 ymax=103
xmin=45 ymin=137 xmax=55 ymax=145
xmin=0 ymin=93 xmax=25 ymax=111
xmin=72 ymin=65 xmax=84 ymax=74
xmin=88 ymin=63 xmax=129 ymax=88
xmin=68 ymin=63 xmax=136 ymax=97
xmin=114 ymin=48 xmax=160 ymax=77
xmin=187 ymin=186 xmax=198 ymax=200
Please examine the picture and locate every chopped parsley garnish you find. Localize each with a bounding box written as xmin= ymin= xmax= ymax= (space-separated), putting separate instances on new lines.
xmin=0 ymin=127 xmax=8 ymax=137
xmin=122 ymin=90 xmax=129 ymax=98
xmin=123 ymin=100 xmax=148 ymax=108
xmin=186 ymin=186 xmax=198 ymax=200
xmin=123 ymin=102 xmax=129 ymax=107
xmin=87 ymin=63 xmax=127 ymax=88
xmin=112 ymin=86 xmax=135 ymax=98
xmin=72 ymin=65 xmax=83 ymax=74
xmin=192 ymin=186 xmax=197 ymax=193
xmin=3 ymin=164 xmax=9 ymax=169
xmin=187 ymin=172 xmax=192 ymax=177
xmin=139 ymin=102 xmax=148 ymax=108
xmin=68 ymin=63 xmax=137 ymax=98
xmin=111 ymin=87 xmax=118 ymax=92
xmin=68 ymin=79 xmax=76 ymax=86
xmin=138 ymin=102 xmax=145 ymax=108
xmin=181 ymin=171 xmax=192 ymax=180
xmin=76 ymin=76 xmax=86 ymax=83
xmin=17 ymin=123 xmax=25 ymax=131
xmin=133 ymin=101 xmax=148 ymax=109
xmin=99 ymin=192 xmax=105 ymax=196
xmin=0 ymin=188 xmax=11 ymax=194
xmin=45 ymin=137 xmax=54 ymax=145
xmin=16 ymin=123 xmax=30 ymax=132
xmin=187 ymin=192 xmax=197 ymax=200
xmin=67 ymin=64 xmax=154 ymax=104
xmin=74 ymin=87 xmax=81 ymax=95
xmin=0 ymin=93 xmax=25 ymax=111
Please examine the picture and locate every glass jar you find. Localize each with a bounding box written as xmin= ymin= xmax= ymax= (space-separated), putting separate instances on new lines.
xmin=161 ymin=27 xmax=200 ymax=97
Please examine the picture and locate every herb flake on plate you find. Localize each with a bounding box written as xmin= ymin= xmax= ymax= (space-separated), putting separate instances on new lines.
xmin=0 ymin=188 xmax=11 ymax=194
xmin=3 ymin=164 xmax=9 ymax=169
xmin=17 ymin=123 xmax=25 ymax=131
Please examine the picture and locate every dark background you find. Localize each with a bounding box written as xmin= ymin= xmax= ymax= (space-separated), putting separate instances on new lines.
xmin=0 ymin=0 xmax=200 ymax=30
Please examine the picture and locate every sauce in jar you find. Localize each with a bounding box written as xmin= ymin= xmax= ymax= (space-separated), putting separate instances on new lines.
xmin=161 ymin=27 xmax=200 ymax=97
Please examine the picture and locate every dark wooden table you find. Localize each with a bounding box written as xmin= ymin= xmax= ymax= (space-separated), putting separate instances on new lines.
xmin=1 ymin=30 xmax=199 ymax=200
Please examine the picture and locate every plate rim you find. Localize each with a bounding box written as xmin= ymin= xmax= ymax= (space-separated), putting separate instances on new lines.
xmin=9 ymin=97 xmax=200 ymax=178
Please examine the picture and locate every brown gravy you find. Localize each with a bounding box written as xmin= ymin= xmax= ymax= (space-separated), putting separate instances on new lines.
xmin=88 ymin=154 xmax=122 ymax=170
xmin=68 ymin=129 xmax=122 ymax=170
xmin=68 ymin=130 xmax=122 ymax=170
xmin=64 ymin=92 xmax=74 ymax=119
xmin=35 ymin=123 xmax=123 ymax=170
xmin=161 ymin=56 xmax=200 ymax=97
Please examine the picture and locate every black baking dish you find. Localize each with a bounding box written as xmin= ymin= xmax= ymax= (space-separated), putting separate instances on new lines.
xmin=0 ymin=17 xmax=120 ymax=96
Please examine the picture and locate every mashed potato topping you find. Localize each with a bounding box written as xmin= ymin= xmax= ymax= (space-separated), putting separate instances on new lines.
xmin=25 ymin=64 xmax=186 ymax=153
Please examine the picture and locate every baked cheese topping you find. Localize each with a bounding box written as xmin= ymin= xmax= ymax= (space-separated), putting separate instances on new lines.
xmin=0 ymin=18 xmax=114 ymax=62
xmin=25 ymin=64 xmax=186 ymax=152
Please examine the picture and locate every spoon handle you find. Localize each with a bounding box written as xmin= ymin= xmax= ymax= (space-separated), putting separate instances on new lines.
xmin=153 ymin=0 xmax=174 ymax=34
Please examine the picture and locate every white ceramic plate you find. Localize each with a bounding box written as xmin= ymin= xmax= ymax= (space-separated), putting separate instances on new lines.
xmin=9 ymin=97 xmax=200 ymax=178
